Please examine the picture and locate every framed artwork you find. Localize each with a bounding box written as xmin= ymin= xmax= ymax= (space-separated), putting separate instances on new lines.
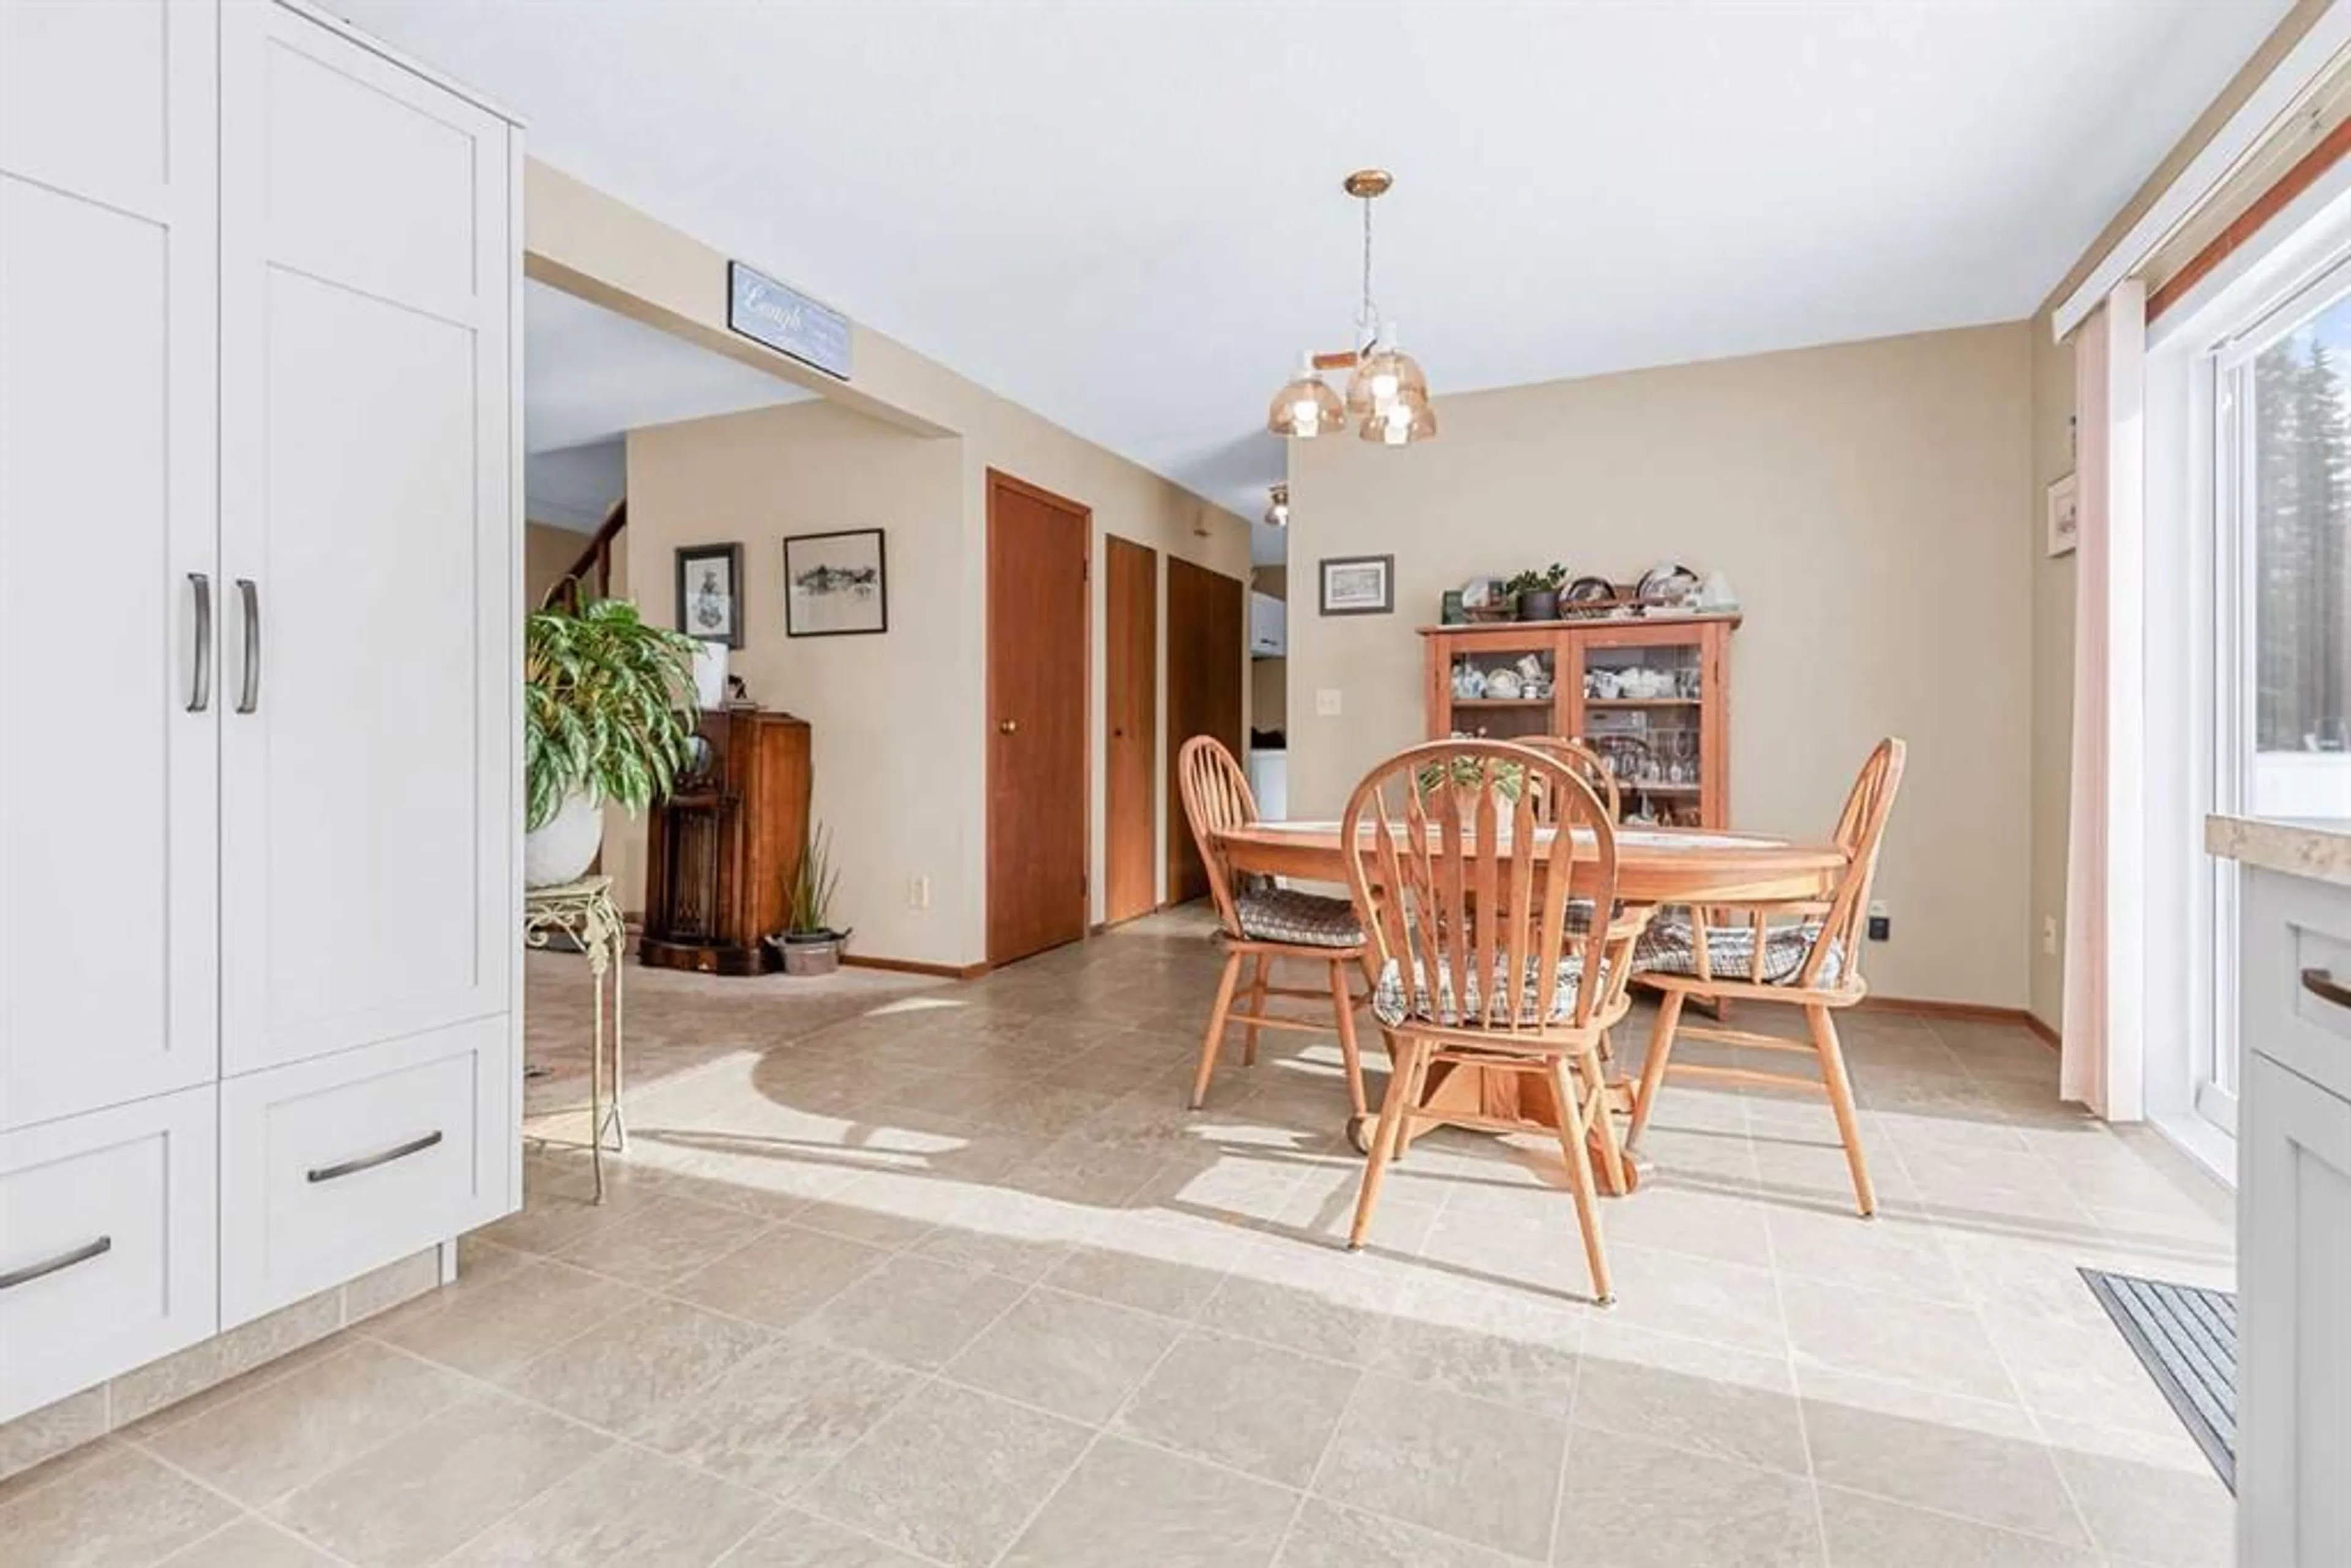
xmin=784 ymin=528 xmax=888 ymax=637
xmin=1319 ymin=553 xmax=1395 ymax=616
xmin=2047 ymin=473 xmax=2080 ymax=558
xmin=675 ymin=542 xmax=744 ymax=648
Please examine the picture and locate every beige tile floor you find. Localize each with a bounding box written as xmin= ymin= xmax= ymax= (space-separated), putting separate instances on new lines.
xmin=0 ymin=911 xmax=2238 ymax=1567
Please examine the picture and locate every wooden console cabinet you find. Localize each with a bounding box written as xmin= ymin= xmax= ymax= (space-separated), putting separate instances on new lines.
xmin=641 ymin=707 xmax=812 ymax=975
xmin=1422 ymin=613 xmax=1739 ymax=827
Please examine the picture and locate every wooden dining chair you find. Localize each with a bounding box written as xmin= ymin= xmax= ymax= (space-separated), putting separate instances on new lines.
xmin=1520 ymin=737 xmax=1621 ymax=821
xmin=1176 ymin=736 xmax=1370 ymax=1123
xmin=1626 ymin=738 xmax=1908 ymax=1217
xmin=1338 ymin=740 xmax=1647 ymax=1303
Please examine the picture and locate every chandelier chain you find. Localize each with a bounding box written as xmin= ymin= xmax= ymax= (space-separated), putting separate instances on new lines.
xmin=1357 ymin=195 xmax=1379 ymax=348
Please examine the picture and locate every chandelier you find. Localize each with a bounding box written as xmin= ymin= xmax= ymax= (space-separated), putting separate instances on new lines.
xmin=1266 ymin=169 xmax=1436 ymax=446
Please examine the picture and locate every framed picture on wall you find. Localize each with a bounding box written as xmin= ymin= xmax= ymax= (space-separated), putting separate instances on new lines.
xmin=2047 ymin=473 xmax=2080 ymax=557
xmin=784 ymin=528 xmax=888 ymax=637
xmin=1319 ymin=553 xmax=1395 ymax=616
xmin=675 ymin=542 xmax=744 ymax=648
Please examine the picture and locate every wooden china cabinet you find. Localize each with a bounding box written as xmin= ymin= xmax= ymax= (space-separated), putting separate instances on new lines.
xmin=1420 ymin=613 xmax=1740 ymax=827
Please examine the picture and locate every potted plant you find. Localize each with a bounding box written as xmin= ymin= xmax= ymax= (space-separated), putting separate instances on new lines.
xmin=1507 ymin=563 xmax=1569 ymax=622
xmin=523 ymin=597 xmax=701 ymax=888
xmin=1414 ymin=755 xmax=1528 ymax=822
xmin=770 ymin=823 xmax=850 ymax=975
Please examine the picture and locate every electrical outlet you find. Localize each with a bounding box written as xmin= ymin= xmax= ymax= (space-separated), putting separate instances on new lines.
xmin=1866 ymin=899 xmax=1891 ymax=942
xmin=908 ymin=875 xmax=931 ymax=910
xmin=2042 ymin=915 xmax=2059 ymax=956
xmin=1315 ymin=688 xmax=1343 ymax=717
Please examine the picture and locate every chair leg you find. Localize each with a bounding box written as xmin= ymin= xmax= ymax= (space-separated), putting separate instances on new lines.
xmin=1329 ymin=959 xmax=1368 ymax=1118
xmin=1628 ymin=988 xmax=1685 ymax=1148
xmin=1579 ymin=1045 xmax=1630 ymax=1197
xmin=1241 ymin=952 xmax=1271 ymax=1066
xmin=1807 ymin=1003 xmax=1877 ymax=1218
xmin=1349 ymin=1038 xmax=1428 ymax=1250
xmin=1189 ymin=949 xmax=1245 ymax=1110
xmin=1549 ymin=1057 xmax=1614 ymax=1305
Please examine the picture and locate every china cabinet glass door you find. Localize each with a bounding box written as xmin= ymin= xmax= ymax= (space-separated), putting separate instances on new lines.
xmin=1568 ymin=627 xmax=1723 ymax=827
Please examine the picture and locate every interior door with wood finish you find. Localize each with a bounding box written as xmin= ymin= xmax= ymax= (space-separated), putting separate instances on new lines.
xmin=217 ymin=1 xmax=515 ymax=1075
xmin=1165 ymin=556 xmax=1246 ymax=906
xmin=1104 ymin=536 xmax=1158 ymax=926
xmin=987 ymin=473 xmax=1090 ymax=966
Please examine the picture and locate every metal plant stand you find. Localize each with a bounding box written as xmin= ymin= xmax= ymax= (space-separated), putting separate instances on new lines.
xmin=522 ymin=874 xmax=627 ymax=1202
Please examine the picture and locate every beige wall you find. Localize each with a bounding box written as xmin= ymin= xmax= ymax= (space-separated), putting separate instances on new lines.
xmin=523 ymin=521 xmax=583 ymax=610
xmin=525 ymin=160 xmax=1251 ymax=963
xmin=1288 ymin=323 xmax=2036 ymax=1008
xmin=622 ymin=401 xmax=967 ymax=964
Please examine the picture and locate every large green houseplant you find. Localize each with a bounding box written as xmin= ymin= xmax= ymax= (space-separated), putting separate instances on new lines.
xmin=523 ymin=597 xmax=701 ymax=887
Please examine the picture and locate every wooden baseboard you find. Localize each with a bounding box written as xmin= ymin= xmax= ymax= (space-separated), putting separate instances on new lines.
xmin=840 ymin=954 xmax=990 ymax=981
xmin=1857 ymin=993 xmax=2059 ymax=1049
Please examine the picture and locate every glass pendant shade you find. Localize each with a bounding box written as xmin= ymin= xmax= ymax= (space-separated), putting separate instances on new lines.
xmin=1344 ymin=332 xmax=1430 ymax=420
xmin=1361 ymin=384 xmax=1436 ymax=446
xmin=1266 ymin=357 xmax=1345 ymax=438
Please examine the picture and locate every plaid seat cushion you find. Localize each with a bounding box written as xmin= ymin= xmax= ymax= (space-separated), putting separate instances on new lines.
xmin=1632 ymin=911 xmax=1844 ymax=987
xmin=1234 ymin=886 xmax=1363 ymax=948
xmin=1371 ymin=951 xmax=1607 ymax=1028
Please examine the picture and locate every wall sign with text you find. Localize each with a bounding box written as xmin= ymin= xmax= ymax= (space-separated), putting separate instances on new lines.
xmin=727 ymin=261 xmax=852 ymax=380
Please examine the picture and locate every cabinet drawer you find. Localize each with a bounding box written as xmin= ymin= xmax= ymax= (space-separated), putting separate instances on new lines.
xmin=0 ymin=1086 xmax=217 ymax=1422
xmin=2244 ymin=869 xmax=2351 ymax=1102
xmin=220 ymin=1017 xmax=513 ymax=1327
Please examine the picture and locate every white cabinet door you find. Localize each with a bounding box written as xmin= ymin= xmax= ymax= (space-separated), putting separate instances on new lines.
xmin=2240 ymin=1049 xmax=2351 ymax=1567
xmin=0 ymin=0 xmax=219 ymax=1128
xmin=218 ymin=1 xmax=517 ymax=1076
xmin=0 ymin=1087 xmax=217 ymax=1422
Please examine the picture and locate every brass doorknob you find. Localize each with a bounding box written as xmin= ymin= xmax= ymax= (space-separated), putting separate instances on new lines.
xmin=999 ymin=719 xmax=1019 ymax=735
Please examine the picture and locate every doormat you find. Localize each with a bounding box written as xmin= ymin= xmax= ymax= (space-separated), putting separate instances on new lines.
xmin=2079 ymin=1267 xmax=2236 ymax=1491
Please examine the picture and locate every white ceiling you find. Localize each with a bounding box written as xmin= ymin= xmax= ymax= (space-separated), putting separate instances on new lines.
xmin=353 ymin=2 xmax=2285 ymax=520
xmin=523 ymin=279 xmax=808 ymax=457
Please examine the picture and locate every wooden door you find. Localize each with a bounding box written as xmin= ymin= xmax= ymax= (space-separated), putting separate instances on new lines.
xmin=218 ymin=1 xmax=516 ymax=1075
xmin=987 ymin=472 xmax=1090 ymax=965
xmin=1165 ymin=557 xmax=1247 ymax=905
xmin=1104 ymin=537 xmax=1158 ymax=925
xmin=0 ymin=0 xmax=220 ymax=1127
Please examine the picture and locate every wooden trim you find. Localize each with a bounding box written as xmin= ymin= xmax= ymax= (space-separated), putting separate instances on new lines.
xmin=840 ymin=953 xmax=989 ymax=980
xmin=2149 ymin=113 xmax=2351 ymax=323
xmin=2022 ymin=1011 xmax=2061 ymax=1051
xmin=1856 ymin=994 xmax=2058 ymax=1046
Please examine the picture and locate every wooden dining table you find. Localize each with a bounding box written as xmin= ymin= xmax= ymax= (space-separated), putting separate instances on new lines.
xmin=1214 ymin=820 xmax=1851 ymax=1158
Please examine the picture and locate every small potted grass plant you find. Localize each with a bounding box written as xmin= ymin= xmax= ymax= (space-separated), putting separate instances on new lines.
xmin=523 ymin=597 xmax=700 ymax=887
xmin=770 ymin=822 xmax=850 ymax=975
xmin=1507 ymin=563 xmax=1569 ymax=622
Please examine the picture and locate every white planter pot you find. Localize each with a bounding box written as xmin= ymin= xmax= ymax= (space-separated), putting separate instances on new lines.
xmin=525 ymin=790 xmax=603 ymax=888
xmin=692 ymin=642 xmax=729 ymax=710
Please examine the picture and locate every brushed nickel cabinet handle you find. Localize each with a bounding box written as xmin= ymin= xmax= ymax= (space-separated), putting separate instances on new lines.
xmin=2301 ymin=967 xmax=2351 ymax=1012
xmin=235 ymin=578 xmax=260 ymax=714
xmin=0 ymin=1235 xmax=112 ymax=1292
xmin=187 ymin=574 xmax=212 ymax=713
xmin=307 ymin=1130 xmax=443 ymax=1185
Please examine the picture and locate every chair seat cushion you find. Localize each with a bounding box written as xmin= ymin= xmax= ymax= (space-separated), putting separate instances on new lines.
xmin=1371 ymin=951 xmax=1606 ymax=1029
xmin=1234 ymin=886 xmax=1363 ymax=948
xmin=1633 ymin=911 xmax=1844 ymax=988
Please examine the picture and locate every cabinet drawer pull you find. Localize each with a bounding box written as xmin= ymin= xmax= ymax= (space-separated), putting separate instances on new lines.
xmin=307 ymin=1130 xmax=443 ymax=1185
xmin=2301 ymin=967 xmax=2351 ymax=1012
xmin=235 ymin=578 xmax=260 ymax=714
xmin=0 ymin=1235 xmax=113 ymax=1292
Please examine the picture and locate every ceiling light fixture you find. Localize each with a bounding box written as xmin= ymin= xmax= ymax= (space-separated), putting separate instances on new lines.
xmin=1264 ymin=482 xmax=1289 ymax=528
xmin=1266 ymin=168 xmax=1437 ymax=446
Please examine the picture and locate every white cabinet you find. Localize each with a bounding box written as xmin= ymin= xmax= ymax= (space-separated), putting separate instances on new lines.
xmin=1250 ymin=590 xmax=1286 ymax=657
xmin=217 ymin=0 xmax=516 ymax=1078
xmin=0 ymin=0 xmax=219 ymax=1131
xmin=0 ymin=0 xmax=518 ymax=1420
xmin=2238 ymin=866 xmax=2351 ymax=1566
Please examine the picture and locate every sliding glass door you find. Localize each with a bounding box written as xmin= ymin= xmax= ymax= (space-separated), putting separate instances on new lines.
xmin=2208 ymin=264 xmax=2351 ymax=1131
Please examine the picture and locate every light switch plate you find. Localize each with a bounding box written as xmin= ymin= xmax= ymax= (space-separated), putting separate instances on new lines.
xmin=1315 ymin=688 xmax=1343 ymax=717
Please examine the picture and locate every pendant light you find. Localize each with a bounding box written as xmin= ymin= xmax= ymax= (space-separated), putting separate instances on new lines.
xmin=1265 ymin=168 xmax=1437 ymax=445
xmin=1265 ymin=353 xmax=1345 ymax=438
xmin=1264 ymin=482 xmax=1289 ymax=528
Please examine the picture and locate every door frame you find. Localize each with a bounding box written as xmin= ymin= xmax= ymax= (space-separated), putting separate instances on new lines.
xmin=1103 ymin=535 xmax=1158 ymax=928
xmin=984 ymin=468 xmax=1093 ymax=967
